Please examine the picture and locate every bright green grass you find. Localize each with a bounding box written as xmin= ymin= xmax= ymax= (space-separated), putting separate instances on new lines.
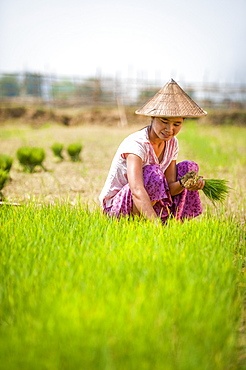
xmin=0 ymin=204 xmax=245 ymax=370
xmin=179 ymin=121 xmax=246 ymax=173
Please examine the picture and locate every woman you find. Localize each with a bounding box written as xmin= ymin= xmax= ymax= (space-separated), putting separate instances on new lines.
xmin=99 ymin=79 xmax=207 ymax=223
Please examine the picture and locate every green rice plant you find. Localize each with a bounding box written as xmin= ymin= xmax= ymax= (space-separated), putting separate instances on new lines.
xmin=203 ymin=179 xmax=230 ymax=204
xmin=16 ymin=146 xmax=46 ymax=173
xmin=0 ymin=154 xmax=13 ymax=172
xmin=67 ymin=142 xmax=83 ymax=162
xmin=0 ymin=204 xmax=245 ymax=370
xmin=0 ymin=169 xmax=9 ymax=191
xmin=51 ymin=142 xmax=64 ymax=160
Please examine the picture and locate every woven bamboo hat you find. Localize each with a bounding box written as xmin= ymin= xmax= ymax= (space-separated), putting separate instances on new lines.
xmin=135 ymin=79 xmax=207 ymax=118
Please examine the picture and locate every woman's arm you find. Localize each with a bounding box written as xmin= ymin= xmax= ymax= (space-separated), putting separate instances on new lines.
xmin=165 ymin=160 xmax=184 ymax=196
xmin=126 ymin=154 xmax=158 ymax=220
xmin=165 ymin=160 xmax=205 ymax=196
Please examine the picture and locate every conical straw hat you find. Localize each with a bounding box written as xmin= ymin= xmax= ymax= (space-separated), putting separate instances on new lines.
xmin=135 ymin=79 xmax=207 ymax=118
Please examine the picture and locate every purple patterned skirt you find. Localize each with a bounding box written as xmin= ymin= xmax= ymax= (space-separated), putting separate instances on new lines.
xmin=103 ymin=161 xmax=203 ymax=223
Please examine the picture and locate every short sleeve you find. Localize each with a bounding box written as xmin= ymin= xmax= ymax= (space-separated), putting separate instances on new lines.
xmin=172 ymin=138 xmax=179 ymax=160
xmin=119 ymin=138 xmax=147 ymax=162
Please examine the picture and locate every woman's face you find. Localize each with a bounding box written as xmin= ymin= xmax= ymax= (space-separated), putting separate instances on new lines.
xmin=151 ymin=117 xmax=183 ymax=142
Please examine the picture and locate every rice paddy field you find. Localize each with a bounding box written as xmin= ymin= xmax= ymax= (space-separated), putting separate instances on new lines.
xmin=0 ymin=115 xmax=246 ymax=369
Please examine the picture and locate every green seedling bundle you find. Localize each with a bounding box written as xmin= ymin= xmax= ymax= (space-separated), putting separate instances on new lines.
xmin=0 ymin=154 xmax=13 ymax=172
xmin=0 ymin=168 xmax=9 ymax=191
xmin=51 ymin=142 xmax=64 ymax=160
xmin=0 ymin=154 xmax=13 ymax=192
xmin=67 ymin=142 xmax=83 ymax=162
xmin=17 ymin=146 xmax=46 ymax=173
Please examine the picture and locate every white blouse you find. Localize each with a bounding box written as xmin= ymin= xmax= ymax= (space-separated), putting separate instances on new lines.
xmin=99 ymin=127 xmax=179 ymax=208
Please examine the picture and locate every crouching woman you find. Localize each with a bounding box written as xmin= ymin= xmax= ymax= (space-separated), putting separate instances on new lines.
xmin=99 ymin=79 xmax=207 ymax=224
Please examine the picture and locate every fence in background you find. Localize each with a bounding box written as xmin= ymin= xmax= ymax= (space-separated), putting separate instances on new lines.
xmin=0 ymin=72 xmax=246 ymax=109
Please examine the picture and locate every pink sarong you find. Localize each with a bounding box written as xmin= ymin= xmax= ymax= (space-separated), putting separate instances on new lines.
xmin=103 ymin=161 xmax=203 ymax=223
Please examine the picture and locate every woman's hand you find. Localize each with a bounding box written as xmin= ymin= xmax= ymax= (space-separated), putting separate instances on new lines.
xmin=185 ymin=177 xmax=205 ymax=191
xmin=166 ymin=162 xmax=205 ymax=194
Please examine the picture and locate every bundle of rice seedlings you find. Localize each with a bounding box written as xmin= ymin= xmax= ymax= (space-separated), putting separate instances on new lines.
xmin=67 ymin=143 xmax=83 ymax=162
xmin=180 ymin=171 xmax=230 ymax=205
xmin=17 ymin=147 xmax=46 ymax=173
xmin=0 ymin=169 xmax=9 ymax=191
xmin=202 ymin=179 xmax=230 ymax=204
xmin=0 ymin=154 xmax=13 ymax=172
xmin=51 ymin=142 xmax=64 ymax=160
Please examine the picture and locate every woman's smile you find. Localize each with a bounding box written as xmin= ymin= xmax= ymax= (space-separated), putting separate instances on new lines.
xmin=149 ymin=117 xmax=183 ymax=143
xmin=161 ymin=131 xmax=172 ymax=139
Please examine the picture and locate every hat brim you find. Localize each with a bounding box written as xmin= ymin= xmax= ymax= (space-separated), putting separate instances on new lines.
xmin=135 ymin=79 xmax=207 ymax=118
xmin=135 ymin=111 xmax=208 ymax=118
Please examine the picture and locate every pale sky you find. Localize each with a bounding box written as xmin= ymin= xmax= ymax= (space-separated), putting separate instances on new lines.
xmin=0 ymin=0 xmax=246 ymax=84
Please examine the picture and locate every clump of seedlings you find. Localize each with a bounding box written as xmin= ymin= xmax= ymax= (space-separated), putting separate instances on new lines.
xmin=180 ymin=170 xmax=230 ymax=205
xmin=67 ymin=143 xmax=83 ymax=162
xmin=202 ymin=179 xmax=230 ymax=204
xmin=0 ymin=154 xmax=13 ymax=198
xmin=51 ymin=142 xmax=64 ymax=161
xmin=0 ymin=169 xmax=9 ymax=194
xmin=0 ymin=154 xmax=13 ymax=173
xmin=17 ymin=147 xmax=46 ymax=173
